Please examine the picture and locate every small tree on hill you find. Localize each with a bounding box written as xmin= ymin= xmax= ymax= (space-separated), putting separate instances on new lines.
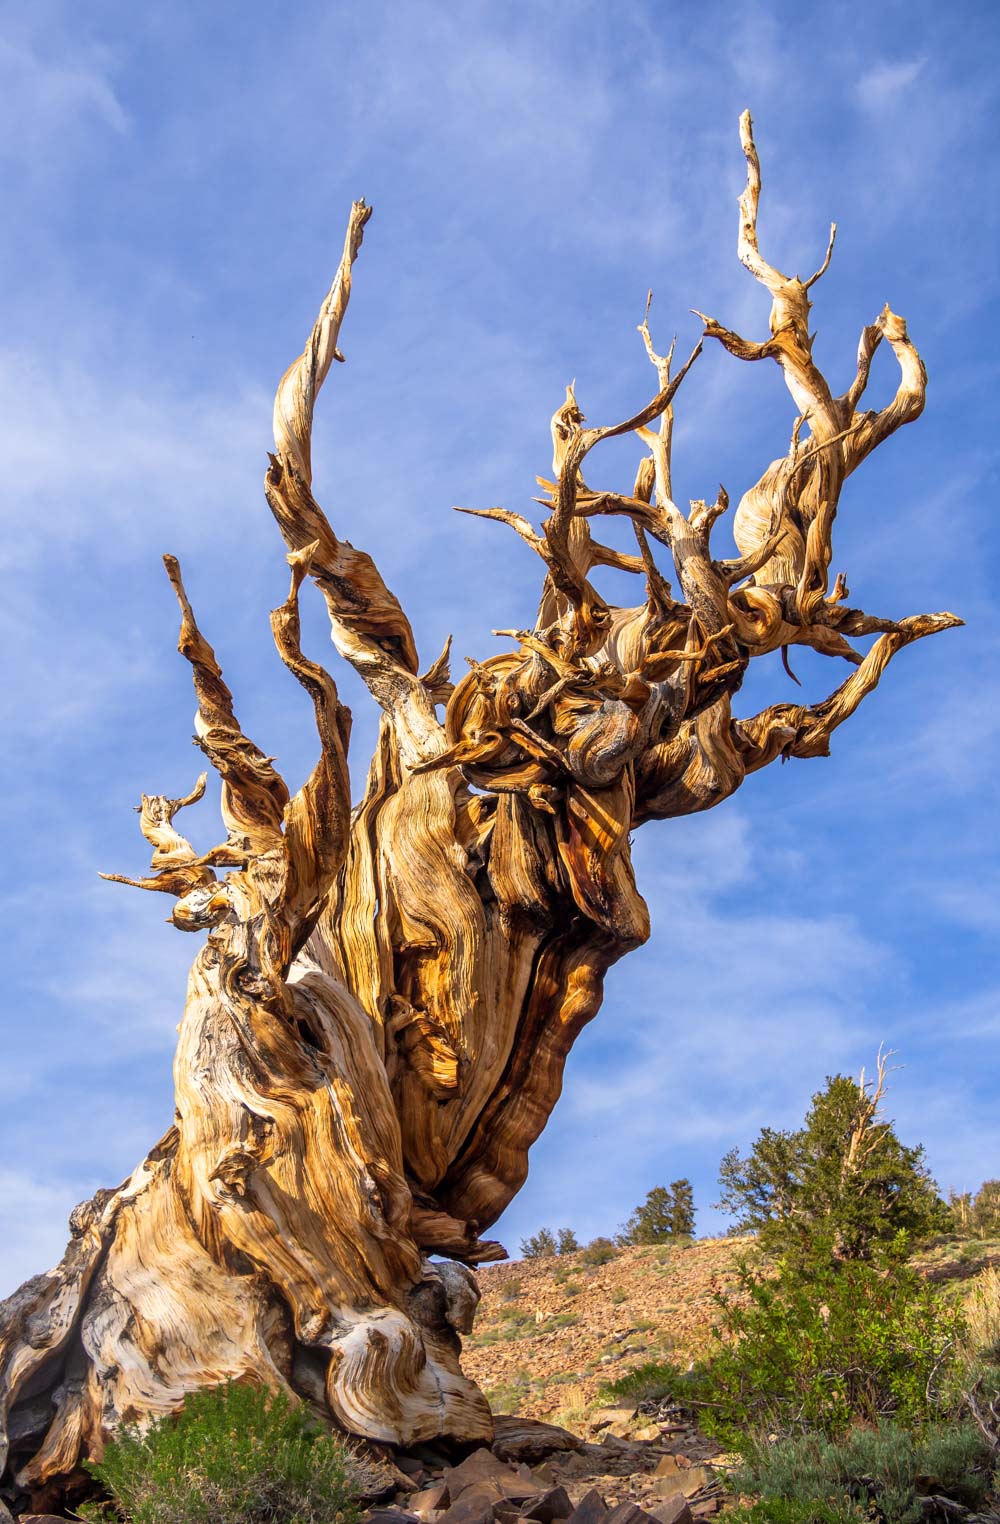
xmin=952 ymin=1181 xmax=1000 ymax=1239
xmin=520 ymin=1227 xmax=556 ymax=1258
xmin=619 ymin=1180 xmax=696 ymax=1245
xmin=580 ymin=1237 xmax=617 ymax=1265
xmin=716 ymin=1049 xmax=947 ymax=1261
xmin=670 ymin=1178 xmax=696 ymax=1238
xmin=972 ymin=1180 xmax=1000 ymax=1238
xmin=557 ymin=1228 xmax=580 ymax=1255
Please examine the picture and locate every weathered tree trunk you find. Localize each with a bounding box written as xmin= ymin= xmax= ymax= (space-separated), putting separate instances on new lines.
xmin=0 ymin=116 xmax=959 ymax=1509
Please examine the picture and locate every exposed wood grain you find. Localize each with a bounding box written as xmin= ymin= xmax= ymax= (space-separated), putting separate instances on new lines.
xmin=0 ymin=117 xmax=960 ymax=1508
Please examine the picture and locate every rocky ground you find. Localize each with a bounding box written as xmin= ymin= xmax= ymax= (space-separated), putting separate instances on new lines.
xmin=15 ymin=1236 xmax=1000 ymax=1524
xmin=356 ymin=1408 xmax=733 ymax=1524
xmin=461 ymin=1239 xmax=747 ymax=1428
xmin=338 ymin=1241 xmax=749 ymax=1524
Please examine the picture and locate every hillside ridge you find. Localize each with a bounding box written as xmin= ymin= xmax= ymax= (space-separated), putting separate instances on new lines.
xmin=463 ymin=1238 xmax=748 ymax=1426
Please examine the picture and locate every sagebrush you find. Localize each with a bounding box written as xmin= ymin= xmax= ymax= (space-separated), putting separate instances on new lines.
xmin=81 ymin=1382 xmax=360 ymax=1524
xmin=732 ymin=1421 xmax=996 ymax=1523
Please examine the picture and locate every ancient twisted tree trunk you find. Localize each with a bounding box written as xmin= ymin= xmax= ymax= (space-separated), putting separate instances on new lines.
xmin=0 ymin=116 xmax=959 ymax=1509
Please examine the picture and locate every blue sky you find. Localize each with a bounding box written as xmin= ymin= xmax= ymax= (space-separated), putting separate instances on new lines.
xmin=1 ymin=0 xmax=998 ymax=1293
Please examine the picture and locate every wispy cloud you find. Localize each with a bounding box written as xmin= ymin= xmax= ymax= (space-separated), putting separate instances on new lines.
xmin=855 ymin=57 xmax=926 ymax=113
xmin=0 ymin=1170 xmax=83 ymax=1291
xmin=0 ymin=35 xmax=128 ymax=149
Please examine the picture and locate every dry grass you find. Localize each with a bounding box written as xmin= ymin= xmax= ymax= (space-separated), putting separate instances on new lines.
xmin=963 ymin=1265 xmax=1000 ymax=1357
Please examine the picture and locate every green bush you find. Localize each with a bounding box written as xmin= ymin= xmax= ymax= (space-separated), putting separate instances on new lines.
xmin=599 ymin=1252 xmax=965 ymax=1449
xmin=82 ymin=1381 xmax=360 ymax=1524
xmin=733 ymin=1421 xmax=995 ymax=1523
xmin=580 ymin=1236 xmax=617 ymax=1265
xmin=471 ymin=1309 xmax=535 ymax=1344
xmin=695 ymin=1252 xmax=965 ymax=1447
xmin=599 ymin=1360 xmax=678 ymax=1405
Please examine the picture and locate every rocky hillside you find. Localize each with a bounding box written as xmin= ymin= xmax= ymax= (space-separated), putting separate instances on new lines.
xmin=462 ymin=1239 xmax=748 ymax=1428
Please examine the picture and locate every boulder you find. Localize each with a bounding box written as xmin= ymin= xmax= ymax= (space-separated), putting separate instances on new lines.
xmin=649 ymin=1498 xmax=693 ymax=1524
xmin=438 ymin=1486 xmax=505 ymax=1524
xmin=674 ymin=1467 xmax=713 ymax=1499
xmin=445 ymin=1449 xmax=540 ymax=1502
xmin=410 ymin=1483 xmax=451 ymax=1517
xmin=565 ymin=1490 xmax=609 ymax=1524
xmin=604 ymin=1505 xmax=659 ymax=1524
xmin=493 ymin=1503 xmax=526 ymax=1524
xmin=589 ymin=1407 xmax=636 ymax=1436
xmin=552 ymin=1453 xmax=591 ymax=1480
xmin=520 ymin=1485 xmax=573 ymax=1523
xmin=651 ymin=1477 xmax=689 ymax=1499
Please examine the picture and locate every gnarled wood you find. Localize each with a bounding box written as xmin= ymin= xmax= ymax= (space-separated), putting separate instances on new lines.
xmin=0 ymin=117 xmax=959 ymax=1510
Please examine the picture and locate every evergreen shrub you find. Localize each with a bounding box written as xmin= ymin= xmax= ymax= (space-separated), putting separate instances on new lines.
xmin=82 ymin=1381 xmax=360 ymax=1524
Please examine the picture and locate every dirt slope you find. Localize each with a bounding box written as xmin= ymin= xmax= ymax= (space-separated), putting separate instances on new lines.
xmin=462 ymin=1239 xmax=749 ymax=1425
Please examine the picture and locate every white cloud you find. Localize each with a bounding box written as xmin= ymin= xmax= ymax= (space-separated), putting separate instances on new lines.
xmin=0 ymin=347 xmax=272 ymax=568
xmin=855 ymin=57 xmax=926 ymax=113
xmin=0 ymin=1169 xmax=81 ymax=1296
xmin=0 ymin=36 xmax=128 ymax=151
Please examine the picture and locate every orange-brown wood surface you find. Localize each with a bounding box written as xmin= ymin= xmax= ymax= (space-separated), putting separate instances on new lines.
xmin=0 ymin=116 xmax=959 ymax=1506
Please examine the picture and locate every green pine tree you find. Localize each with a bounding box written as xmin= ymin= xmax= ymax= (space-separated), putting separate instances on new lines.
xmin=669 ymin=1178 xmax=695 ymax=1238
xmin=716 ymin=1051 xmax=946 ymax=1261
xmin=618 ymin=1185 xmax=674 ymax=1244
xmin=619 ymin=1181 xmax=695 ymax=1245
xmin=971 ymin=1179 xmax=1000 ymax=1238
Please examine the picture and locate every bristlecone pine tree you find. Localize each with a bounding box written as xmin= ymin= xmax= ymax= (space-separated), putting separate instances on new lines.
xmin=0 ymin=114 xmax=960 ymax=1505
xmin=670 ymin=1180 xmax=696 ymax=1240
xmin=618 ymin=1181 xmax=695 ymax=1245
xmin=716 ymin=1049 xmax=947 ymax=1259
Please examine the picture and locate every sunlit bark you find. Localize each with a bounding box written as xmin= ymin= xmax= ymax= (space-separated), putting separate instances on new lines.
xmin=0 ymin=117 xmax=959 ymax=1508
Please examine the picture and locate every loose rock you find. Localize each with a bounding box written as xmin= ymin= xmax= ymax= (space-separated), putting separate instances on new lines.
xmin=410 ymin=1482 xmax=450 ymax=1517
xmin=649 ymin=1498 xmax=693 ymax=1524
xmin=604 ymin=1504 xmax=660 ymax=1524
xmin=565 ymin=1490 xmax=610 ymax=1524
xmin=445 ymin=1450 xmax=540 ymax=1503
xmin=521 ymin=1485 xmax=574 ymax=1522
